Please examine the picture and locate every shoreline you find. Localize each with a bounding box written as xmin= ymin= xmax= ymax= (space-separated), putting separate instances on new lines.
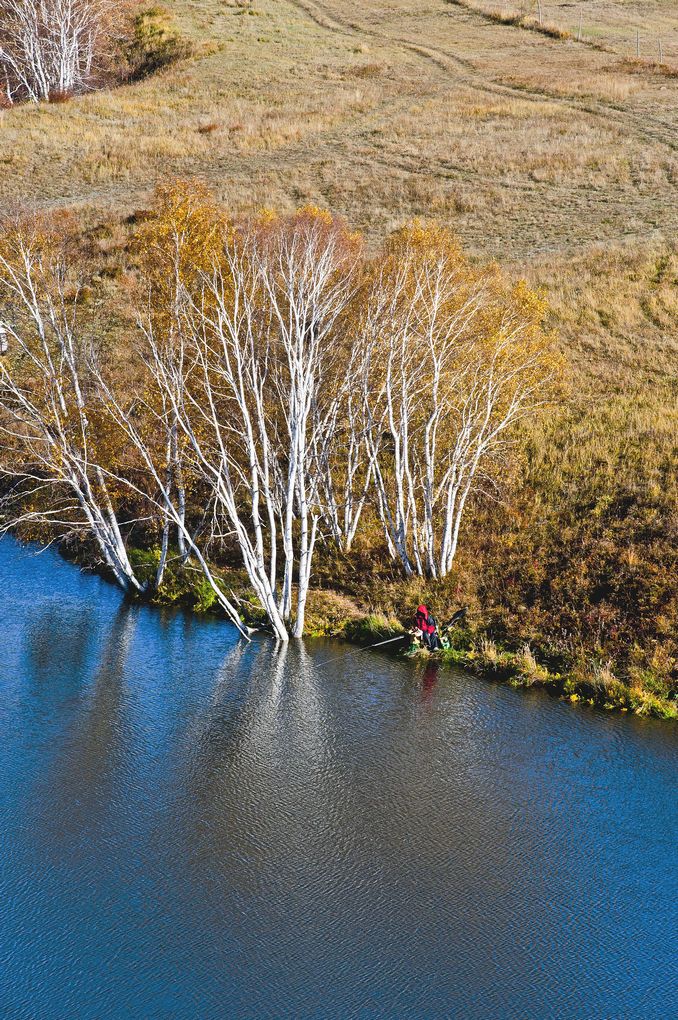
xmin=37 ymin=536 xmax=676 ymax=723
xmin=338 ymin=614 xmax=677 ymax=721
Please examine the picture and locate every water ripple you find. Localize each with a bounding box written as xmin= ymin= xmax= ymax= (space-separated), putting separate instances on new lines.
xmin=1 ymin=539 xmax=677 ymax=1018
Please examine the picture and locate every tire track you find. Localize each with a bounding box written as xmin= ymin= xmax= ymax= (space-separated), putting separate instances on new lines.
xmin=286 ymin=0 xmax=678 ymax=153
xmin=28 ymin=0 xmax=675 ymax=257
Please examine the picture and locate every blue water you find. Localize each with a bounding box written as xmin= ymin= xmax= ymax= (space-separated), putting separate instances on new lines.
xmin=0 ymin=538 xmax=676 ymax=1019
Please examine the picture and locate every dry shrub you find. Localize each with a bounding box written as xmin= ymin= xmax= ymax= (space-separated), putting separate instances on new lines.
xmin=514 ymin=643 xmax=550 ymax=685
xmin=477 ymin=636 xmax=499 ymax=666
xmin=304 ymin=590 xmax=363 ymax=637
xmin=447 ymin=0 xmax=572 ymax=41
xmin=589 ymin=660 xmax=619 ymax=695
xmin=502 ymin=71 xmax=638 ymax=102
xmin=614 ymin=58 xmax=678 ymax=81
xmin=347 ymin=63 xmax=384 ymax=79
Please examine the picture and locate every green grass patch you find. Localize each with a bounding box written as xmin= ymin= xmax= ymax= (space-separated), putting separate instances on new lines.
xmin=343 ymin=612 xmax=407 ymax=646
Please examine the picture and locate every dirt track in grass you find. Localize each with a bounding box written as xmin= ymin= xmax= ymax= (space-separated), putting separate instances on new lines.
xmin=1 ymin=0 xmax=676 ymax=385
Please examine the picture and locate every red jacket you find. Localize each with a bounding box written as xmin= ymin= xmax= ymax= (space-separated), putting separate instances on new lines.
xmin=415 ymin=605 xmax=436 ymax=635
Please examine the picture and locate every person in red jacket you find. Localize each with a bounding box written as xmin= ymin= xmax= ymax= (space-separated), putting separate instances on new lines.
xmin=414 ymin=604 xmax=442 ymax=651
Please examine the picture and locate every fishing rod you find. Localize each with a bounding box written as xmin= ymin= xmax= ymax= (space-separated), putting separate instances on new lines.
xmin=313 ymin=633 xmax=406 ymax=669
xmin=366 ymin=634 xmax=409 ymax=650
xmin=312 ymin=608 xmax=467 ymax=670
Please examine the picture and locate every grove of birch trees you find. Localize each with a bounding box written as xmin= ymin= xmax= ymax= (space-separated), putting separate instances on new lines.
xmin=0 ymin=185 xmax=557 ymax=640
xmin=0 ymin=1 xmax=185 ymax=104
xmin=0 ymin=0 xmax=113 ymax=102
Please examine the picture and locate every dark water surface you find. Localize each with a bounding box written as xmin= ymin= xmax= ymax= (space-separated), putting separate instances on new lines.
xmin=1 ymin=539 xmax=676 ymax=1019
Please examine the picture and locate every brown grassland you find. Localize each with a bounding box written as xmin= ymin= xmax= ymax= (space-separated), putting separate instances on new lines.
xmin=1 ymin=0 xmax=676 ymax=715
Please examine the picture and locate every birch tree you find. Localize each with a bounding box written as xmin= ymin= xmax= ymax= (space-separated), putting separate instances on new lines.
xmin=0 ymin=193 xmax=558 ymax=643
xmin=90 ymin=337 xmax=252 ymax=640
xmin=164 ymin=246 xmax=291 ymax=641
xmin=0 ymin=223 xmax=146 ymax=593
xmin=309 ymin=327 xmax=376 ymax=554
xmin=363 ymin=223 xmax=557 ymax=579
xmin=135 ymin=182 xmax=228 ymax=564
xmin=257 ymin=210 xmax=359 ymax=633
xmin=0 ymin=0 xmax=111 ymax=104
xmin=173 ymin=208 xmax=359 ymax=639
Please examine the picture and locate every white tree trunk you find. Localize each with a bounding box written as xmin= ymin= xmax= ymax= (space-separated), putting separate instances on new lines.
xmin=0 ymin=0 xmax=108 ymax=104
xmin=0 ymin=233 xmax=145 ymax=596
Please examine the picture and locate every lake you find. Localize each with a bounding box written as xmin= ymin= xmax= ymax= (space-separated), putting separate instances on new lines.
xmin=1 ymin=538 xmax=676 ymax=1019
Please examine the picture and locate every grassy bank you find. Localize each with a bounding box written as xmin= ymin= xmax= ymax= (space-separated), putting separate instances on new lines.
xmin=114 ymin=544 xmax=676 ymax=721
xmin=428 ymin=637 xmax=677 ymax=721
xmin=337 ymin=607 xmax=676 ymax=721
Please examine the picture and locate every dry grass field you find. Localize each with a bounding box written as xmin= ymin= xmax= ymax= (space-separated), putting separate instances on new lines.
xmin=1 ymin=1 xmax=675 ymax=247
xmin=1 ymin=0 xmax=676 ymax=696
xmin=2 ymin=0 xmax=676 ymax=375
